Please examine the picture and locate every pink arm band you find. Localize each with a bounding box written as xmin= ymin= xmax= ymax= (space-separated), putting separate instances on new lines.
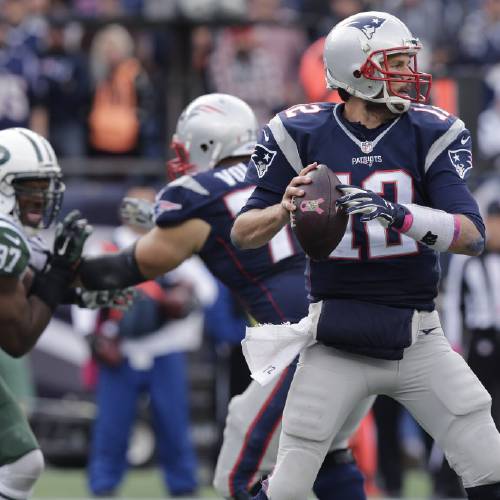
xmin=452 ymin=215 xmax=461 ymax=244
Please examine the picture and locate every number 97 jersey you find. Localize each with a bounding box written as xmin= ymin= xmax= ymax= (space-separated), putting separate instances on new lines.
xmin=245 ymin=102 xmax=483 ymax=311
xmin=153 ymin=163 xmax=306 ymax=323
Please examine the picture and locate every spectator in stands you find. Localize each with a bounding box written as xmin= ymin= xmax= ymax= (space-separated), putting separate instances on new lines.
xmin=38 ymin=16 xmax=91 ymax=157
xmin=72 ymin=186 xmax=204 ymax=498
xmin=0 ymin=16 xmax=45 ymax=132
xmin=477 ymin=66 xmax=500 ymax=166
xmin=299 ymin=0 xmax=367 ymax=103
xmin=208 ymin=0 xmax=307 ymax=123
xmin=456 ymin=0 xmax=500 ymax=65
xmin=87 ymin=24 xmax=160 ymax=158
xmin=300 ymin=0 xmax=369 ymax=40
xmin=3 ymin=0 xmax=47 ymax=54
xmin=377 ymin=0 xmax=454 ymax=72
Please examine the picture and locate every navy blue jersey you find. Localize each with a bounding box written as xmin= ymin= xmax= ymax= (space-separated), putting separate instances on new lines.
xmin=245 ymin=102 xmax=483 ymax=311
xmin=0 ymin=46 xmax=41 ymax=129
xmin=154 ymin=163 xmax=306 ymax=324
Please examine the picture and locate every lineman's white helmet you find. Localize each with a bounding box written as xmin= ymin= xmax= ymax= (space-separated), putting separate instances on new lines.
xmin=0 ymin=128 xmax=65 ymax=231
xmin=167 ymin=93 xmax=259 ymax=179
xmin=323 ymin=11 xmax=432 ymax=113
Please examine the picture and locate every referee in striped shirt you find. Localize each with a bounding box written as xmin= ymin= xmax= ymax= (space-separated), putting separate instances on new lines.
xmin=443 ymin=198 xmax=500 ymax=428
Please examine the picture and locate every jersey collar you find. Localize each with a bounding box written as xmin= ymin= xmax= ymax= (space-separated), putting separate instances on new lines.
xmin=333 ymin=103 xmax=401 ymax=154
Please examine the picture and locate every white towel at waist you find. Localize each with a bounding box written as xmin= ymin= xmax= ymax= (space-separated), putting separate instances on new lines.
xmin=241 ymin=302 xmax=322 ymax=386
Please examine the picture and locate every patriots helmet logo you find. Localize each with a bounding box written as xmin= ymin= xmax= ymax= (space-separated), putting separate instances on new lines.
xmin=346 ymin=15 xmax=387 ymax=39
xmin=251 ymin=144 xmax=277 ymax=178
xmin=448 ymin=148 xmax=473 ymax=179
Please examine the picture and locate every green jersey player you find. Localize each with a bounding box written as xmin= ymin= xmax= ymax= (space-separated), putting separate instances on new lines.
xmin=0 ymin=127 xmax=131 ymax=499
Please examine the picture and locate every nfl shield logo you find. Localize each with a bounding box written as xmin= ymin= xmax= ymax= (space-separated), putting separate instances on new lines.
xmin=360 ymin=141 xmax=373 ymax=154
xmin=448 ymin=148 xmax=472 ymax=179
xmin=251 ymin=144 xmax=277 ymax=178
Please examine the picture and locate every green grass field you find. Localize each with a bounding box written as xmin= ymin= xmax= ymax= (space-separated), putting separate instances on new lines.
xmin=32 ymin=467 xmax=433 ymax=499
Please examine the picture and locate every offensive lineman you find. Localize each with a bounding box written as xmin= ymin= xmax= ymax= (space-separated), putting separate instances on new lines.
xmin=0 ymin=127 xmax=131 ymax=499
xmin=231 ymin=12 xmax=500 ymax=500
xmin=77 ymin=93 xmax=372 ymax=499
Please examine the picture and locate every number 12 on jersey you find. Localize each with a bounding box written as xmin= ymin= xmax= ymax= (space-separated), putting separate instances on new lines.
xmin=333 ymin=170 xmax=418 ymax=259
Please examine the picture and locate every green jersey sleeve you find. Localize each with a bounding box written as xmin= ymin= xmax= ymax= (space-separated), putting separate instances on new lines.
xmin=0 ymin=221 xmax=31 ymax=277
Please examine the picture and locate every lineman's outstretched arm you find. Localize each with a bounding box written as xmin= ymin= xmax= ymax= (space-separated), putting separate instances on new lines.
xmin=79 ymin=218 xmax=210 ymax=290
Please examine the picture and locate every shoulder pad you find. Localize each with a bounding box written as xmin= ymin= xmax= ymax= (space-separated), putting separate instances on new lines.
xmin=409 ymin=104 xmax=462 ymax=130
xmin=0 ymin=217 xmax=30 ymax=277
xmin=278 ymin=102 xmax=334 ymax=128
xmin=154 ymin=173 xmax=213 ymax=227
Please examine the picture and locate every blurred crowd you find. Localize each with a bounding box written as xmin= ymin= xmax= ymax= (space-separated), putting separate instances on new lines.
xmin=3 ymin=0 xmax=500 ymax=169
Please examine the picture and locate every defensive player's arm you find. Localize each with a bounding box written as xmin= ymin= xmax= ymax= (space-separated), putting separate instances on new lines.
xmin=232 ymin=163 xmax=316 ymax=249
xmin=78 ymin=219 xmax=211 ymax=290
xmin=0 ymin=271 xmax=53 ymax=357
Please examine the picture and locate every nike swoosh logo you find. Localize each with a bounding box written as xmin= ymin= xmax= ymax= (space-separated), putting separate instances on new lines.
xmin=421 ymin=327 xmax=438 ymax=335
xmin=58 ymin=237 xmax=70 ymax=256
xmin=4 ymin=233 xmax=21 ymax=246
xmin=263 ymin=128 xmax=269 ymax=141
xmin=461 ymin=135 xmax=470 ymax=145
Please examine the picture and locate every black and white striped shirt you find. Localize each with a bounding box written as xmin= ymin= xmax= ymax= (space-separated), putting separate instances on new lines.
xmin=442 ymin=252 xmax=500 ymax=348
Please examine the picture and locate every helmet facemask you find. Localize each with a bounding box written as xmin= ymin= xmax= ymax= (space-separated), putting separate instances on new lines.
xmin=359 ymin=46 xmax=432 ymax=113
xmin=10 ymin=174 xmax=65 ymax=232
xmin=166 ymin=139 xmax=197 ymax=181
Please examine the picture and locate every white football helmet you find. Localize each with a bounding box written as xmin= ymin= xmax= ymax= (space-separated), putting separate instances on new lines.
xmin=323 ymin=11 xmax=432 ymax=113
xmin=0 ymin=128 xmax=65 ymax=231
xmin=167 ymin=93 xmax=259 ymax=179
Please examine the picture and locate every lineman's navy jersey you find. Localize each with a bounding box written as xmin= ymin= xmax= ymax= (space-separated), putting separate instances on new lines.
xmin=244 ymin=102 xmax=483 ymax=311
xmin=154 ymin=163 xmax=306 ymax=323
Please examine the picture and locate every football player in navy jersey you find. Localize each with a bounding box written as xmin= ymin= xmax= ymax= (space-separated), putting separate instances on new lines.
xmin=231 ymin=11 xmax=500 ymax=500
xmin=76 ymin=93 xmax=372 ymax=499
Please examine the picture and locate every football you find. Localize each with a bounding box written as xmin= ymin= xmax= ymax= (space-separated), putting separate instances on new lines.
xmin=290 ymin=164 xmax=348 ymax=260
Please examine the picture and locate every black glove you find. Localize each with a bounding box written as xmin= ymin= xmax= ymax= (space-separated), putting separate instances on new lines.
xmin=31 ymin=210 xmax=92 ymax=310
xmin=52 ymin=209 xmax=93 ymax=270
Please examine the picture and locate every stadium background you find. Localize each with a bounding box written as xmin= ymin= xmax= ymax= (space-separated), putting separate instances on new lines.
xmin=1 ymin=0 xmax=499 ymax=498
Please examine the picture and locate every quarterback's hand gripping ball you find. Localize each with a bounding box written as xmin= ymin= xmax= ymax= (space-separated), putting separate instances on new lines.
xmin=290 ymin=164 xmax=348 ymax=260
xmin=337 ymin=185 xmax=408 ymax=229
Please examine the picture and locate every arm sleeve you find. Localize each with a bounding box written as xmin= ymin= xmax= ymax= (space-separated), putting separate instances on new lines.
xmin=239 ymin=187 xmax=283 ymax=214
xmin=153 ymin=178 xmax=210 ymax=228
xmin=425 ymin=129 xmax=485 ymax=238
xmin=245 ymin=118 xmax=301 ymax=194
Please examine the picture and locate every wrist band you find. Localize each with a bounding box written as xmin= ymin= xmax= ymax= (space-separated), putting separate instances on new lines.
xmin=397 ymin=203 xmax=460 ymax=252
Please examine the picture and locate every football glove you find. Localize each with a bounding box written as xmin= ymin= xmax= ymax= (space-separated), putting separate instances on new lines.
xmin=31 ymin=210 xmax=93 ymax=310
xmin=120 ymin=197 xmax=154 ymax=230
xmin=52 ymin=209 xmax=93 ymax=269
xmin=337 ymin=185 xmax=408 ymax=229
